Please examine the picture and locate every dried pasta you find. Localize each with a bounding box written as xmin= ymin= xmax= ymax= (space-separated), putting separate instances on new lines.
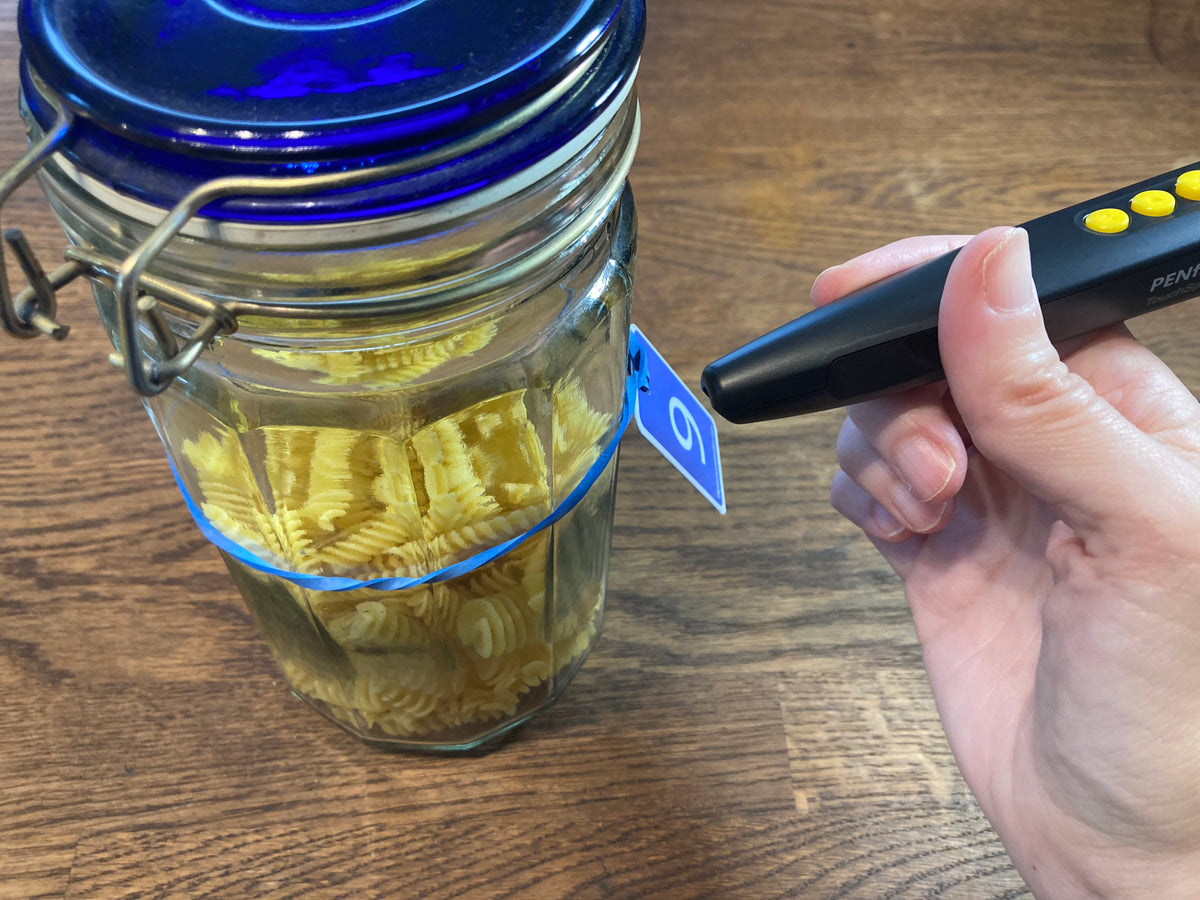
xmin=181 ymin=357 xmax=615 ymax=741
xmin=252 ymin=320 xmax=498 ymax=386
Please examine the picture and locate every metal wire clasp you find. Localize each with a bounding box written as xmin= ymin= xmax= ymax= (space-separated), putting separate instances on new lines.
xmin=1 ymin=42 xmax=605 ymax=396
xmin=0 ymin=90 xmax=240 ymax=396
xmin=0 ymin=94 xmax=78 ymax=343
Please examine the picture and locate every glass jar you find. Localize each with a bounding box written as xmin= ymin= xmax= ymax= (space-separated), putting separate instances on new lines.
xmin=5 ymin=0 xmax=645 ymax=751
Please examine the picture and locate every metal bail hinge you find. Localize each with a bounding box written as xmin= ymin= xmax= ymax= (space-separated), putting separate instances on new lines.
xmin=1 ymin=67 xmax=583 ymax=396
xmin=0 ymin=228 xmax=85 ymax=340
xmin=0 ymin=95 xmax=76 ymax=343
xmin=0 ymin=89 xmax=241 ymax=398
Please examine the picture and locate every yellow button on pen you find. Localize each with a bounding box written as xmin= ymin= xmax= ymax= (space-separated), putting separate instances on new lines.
xmin=1131 ymin=189 xmax=1176 ymax=217
xmin=1176 ymin=171 xmax=1200 ymax=202
xmin=1083 ymin=208 xmax=1130 ymax=234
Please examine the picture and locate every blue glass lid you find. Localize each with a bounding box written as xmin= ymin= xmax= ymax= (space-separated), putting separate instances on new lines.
xmin=17 ymin=0 xmax=644 ymax=220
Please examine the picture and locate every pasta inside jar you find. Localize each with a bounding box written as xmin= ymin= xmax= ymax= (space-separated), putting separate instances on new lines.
xmin=155 ymin=235 xmax=632 ymax=748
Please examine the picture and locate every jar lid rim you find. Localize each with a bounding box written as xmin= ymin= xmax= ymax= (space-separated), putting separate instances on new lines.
xmin=17 ymin=0 xmax=644 ymax=221
xmin=19 ymin=0 xmax=625 ymax=156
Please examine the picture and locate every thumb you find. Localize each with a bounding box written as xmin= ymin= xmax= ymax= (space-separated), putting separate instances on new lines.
xmin=939 ymin=226 xmax=1169 ymax=540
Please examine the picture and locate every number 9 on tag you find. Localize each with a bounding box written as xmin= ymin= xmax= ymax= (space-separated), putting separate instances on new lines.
xmin=629 ymin=325 xmax=726 ymax=514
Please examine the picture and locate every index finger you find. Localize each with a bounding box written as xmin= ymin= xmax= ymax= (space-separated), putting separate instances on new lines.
xmin=811 ymin=235 xmax=972 ymax=308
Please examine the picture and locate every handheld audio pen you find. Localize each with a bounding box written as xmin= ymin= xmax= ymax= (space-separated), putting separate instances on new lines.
xmin=701 ymin=162 xmax=1200 ymax=423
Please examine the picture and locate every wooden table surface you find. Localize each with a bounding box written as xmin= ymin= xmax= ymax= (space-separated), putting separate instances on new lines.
xmin=3 ymin=0 xmax=1200 ymax=897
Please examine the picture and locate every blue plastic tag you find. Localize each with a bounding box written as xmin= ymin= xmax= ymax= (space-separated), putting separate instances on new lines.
xmin=629 ymin=324 xmax=726 ymax=514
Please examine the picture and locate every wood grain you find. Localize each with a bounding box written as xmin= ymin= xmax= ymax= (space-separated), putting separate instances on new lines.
xmin=2 ymin=0 xmax=1199 ymax=896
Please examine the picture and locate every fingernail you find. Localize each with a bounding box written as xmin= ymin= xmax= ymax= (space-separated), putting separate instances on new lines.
xmin=890 ymin=485 xmax=950 ymax=533
xmin=810 ymin=264 xmax=842 ymax=300
xmin=894 ymin=436 xmax=956 ymax=502
xmin=981 ymin=227 xmax=1038 ymax=313
xmin=871 ymin=502 xmax=908 ymax=539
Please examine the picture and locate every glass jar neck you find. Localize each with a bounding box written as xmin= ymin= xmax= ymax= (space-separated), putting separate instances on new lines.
xmin=32 ymin=87 xmax=640 ymax=317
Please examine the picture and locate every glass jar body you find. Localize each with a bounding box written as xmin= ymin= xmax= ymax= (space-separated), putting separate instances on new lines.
xmin=34 ymin=93 xmax=640 ymax=751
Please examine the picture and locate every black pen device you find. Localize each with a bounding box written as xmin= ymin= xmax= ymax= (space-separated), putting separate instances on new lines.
xmin=701 ymin=162 xmax=1200 ymax=423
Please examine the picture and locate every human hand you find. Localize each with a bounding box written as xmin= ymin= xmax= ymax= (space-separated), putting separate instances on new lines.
xmin=820 ymin=227 xmax=1200 ymax=898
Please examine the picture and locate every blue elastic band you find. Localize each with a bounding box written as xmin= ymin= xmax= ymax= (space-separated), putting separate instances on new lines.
xmin=171 ymin=342 xmax=650 ymax=592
